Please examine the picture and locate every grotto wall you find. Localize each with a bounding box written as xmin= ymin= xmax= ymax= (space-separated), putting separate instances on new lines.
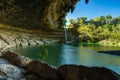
xmin=0 ymin=0 xmax=79 ymax=30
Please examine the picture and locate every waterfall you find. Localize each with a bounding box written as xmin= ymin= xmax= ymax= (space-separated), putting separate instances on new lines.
xmin=64 ymin=27 xmax=68 ymax=43
xmin=64 ymin=27 xmax=73 ymax=43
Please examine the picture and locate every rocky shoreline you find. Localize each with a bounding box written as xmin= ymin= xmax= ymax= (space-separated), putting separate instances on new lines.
xmin=0 ymin=31 xmax=60 ymax=53
xmin=99 ymin=39 xmax=120 ymax=47
xmin=0 ymin=51 xmax=119 ymax=80
xmin=0 ymin=25 xmax=62 ymax=80
xmin=0 ymin=43 xmax=120 ymax=80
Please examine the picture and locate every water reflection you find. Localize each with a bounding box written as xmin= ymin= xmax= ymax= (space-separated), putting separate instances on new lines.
xmin=37 ymin=45 xmax=48 ymax=61
xmin=61 ymin=44 xmax=79 ymax=64
xmin=12 ymin=43 xmax=120 ymax=74
xmin=60 ymin=43 xmax=120 ymax=74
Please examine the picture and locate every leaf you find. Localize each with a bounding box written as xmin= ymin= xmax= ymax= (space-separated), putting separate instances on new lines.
xmin=85 ymin=0 xmax=89 ymax=4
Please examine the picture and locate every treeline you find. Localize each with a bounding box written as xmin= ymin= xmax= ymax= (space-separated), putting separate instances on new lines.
xmin=66 ymin=15 xmax=120 ymax=43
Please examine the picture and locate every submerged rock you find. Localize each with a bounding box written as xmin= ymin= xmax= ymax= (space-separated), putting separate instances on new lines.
xmin=58 ymin=65 xmax=119 ymax=80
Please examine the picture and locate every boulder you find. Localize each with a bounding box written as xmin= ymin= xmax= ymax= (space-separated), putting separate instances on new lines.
xmin=27 ymin=60 xmax=62 ymax=80
xmin=2 ymin=51 xmax=32 ymax=68
xmin=26 ymin=74 xmax=40 ymax=80
xmin=58 ymin=65 xmax=119 ymax=80
xmin=89 ymin=67 xmax=120 ymax=80
xmin=21 ymin=73 xmax=50 ymax=80
xmin=20 ymin=78 xmax=26 ymax=80
xmin=25 ymin=74 xmax=49 ymax=80
xmin=58 ymin=65 xmax=89 ymax=80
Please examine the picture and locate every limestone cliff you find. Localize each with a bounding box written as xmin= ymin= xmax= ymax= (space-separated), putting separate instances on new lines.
xmin=0 ymin=0 xmax=79 ymax=30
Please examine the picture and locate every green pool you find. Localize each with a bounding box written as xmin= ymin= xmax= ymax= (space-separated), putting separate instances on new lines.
xmin=12 ymin=43 xmax=120 ymax=74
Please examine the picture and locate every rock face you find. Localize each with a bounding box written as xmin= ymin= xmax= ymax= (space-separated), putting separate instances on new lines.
xmin=0 ymin=0 xmax=79 ymax=30
xmin=0 ymin=28 xmax=60 ymax=52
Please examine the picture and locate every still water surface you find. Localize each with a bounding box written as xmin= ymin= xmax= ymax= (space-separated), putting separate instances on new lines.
xmin=12 ymin=43 xmax=120 ymax=74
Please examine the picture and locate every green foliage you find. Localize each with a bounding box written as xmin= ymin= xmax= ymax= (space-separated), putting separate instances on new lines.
xmin=38 ymin=45 xmax=48 ymax=61
xmin=62 ymin=19 xmax=67 ymax=27
xmin=106 ymin=15 xmax=112 ymax=20
xmin=67 ymin=16 xmax=120 ymax=43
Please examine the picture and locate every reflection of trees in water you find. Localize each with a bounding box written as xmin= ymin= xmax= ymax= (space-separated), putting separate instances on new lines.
xmin=78 ymin=43 xmax=119 ymax=51
xmin=37 ymin=45 xmax=48 ymax=61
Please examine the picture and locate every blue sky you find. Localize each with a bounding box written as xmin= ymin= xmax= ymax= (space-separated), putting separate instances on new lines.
xmin=66 ymin=0 xmax=120 ymax=21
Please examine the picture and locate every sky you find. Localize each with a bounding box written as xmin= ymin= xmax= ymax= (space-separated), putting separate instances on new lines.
xmin=66 ymin=0 xmax=120 ymax=23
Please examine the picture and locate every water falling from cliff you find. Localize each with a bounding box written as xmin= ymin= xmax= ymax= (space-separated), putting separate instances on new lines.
xmin=64 ymin=27 xmax=73 ymax=43
xmin=64 ymin=28 xmax=68 ymax=43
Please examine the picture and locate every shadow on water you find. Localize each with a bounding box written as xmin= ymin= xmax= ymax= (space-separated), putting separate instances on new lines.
xmin=98 ymin=50 xmax=120 ymax=56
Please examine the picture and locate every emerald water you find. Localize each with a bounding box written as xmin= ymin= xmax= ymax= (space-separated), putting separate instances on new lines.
xmin=12 ymin=43 xmax=120 ymax=74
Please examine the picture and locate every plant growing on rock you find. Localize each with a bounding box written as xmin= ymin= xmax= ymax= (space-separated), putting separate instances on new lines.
xmin=38 ymin=45 xmax=48 ymax=61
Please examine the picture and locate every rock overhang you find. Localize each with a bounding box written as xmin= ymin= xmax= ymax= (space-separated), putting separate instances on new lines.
xmin=0 ymin=0 xmax=81 ymax=30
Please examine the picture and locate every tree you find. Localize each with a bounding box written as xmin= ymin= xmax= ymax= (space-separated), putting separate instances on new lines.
xmin=68 ymin=15 xmax=120 ymax=43
xmin=69 ymin=19 xmax=75 ymax=25
xmin=77 ymin=24 xmax=93 ymax=42
xmin=62 ymin=19 xmax=67 ymax=27
xmin=106 ymin=15 xmax=112 ymax=20
xmin=93 ymin=17 xmax=102 ymax=26
xmin=106 ymin=15 xmax=112 ymax=24
xmin=112 ymin=18 xmax=119 ymax=25
xmin=100 ymin=16 xmax=106 ymax=25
